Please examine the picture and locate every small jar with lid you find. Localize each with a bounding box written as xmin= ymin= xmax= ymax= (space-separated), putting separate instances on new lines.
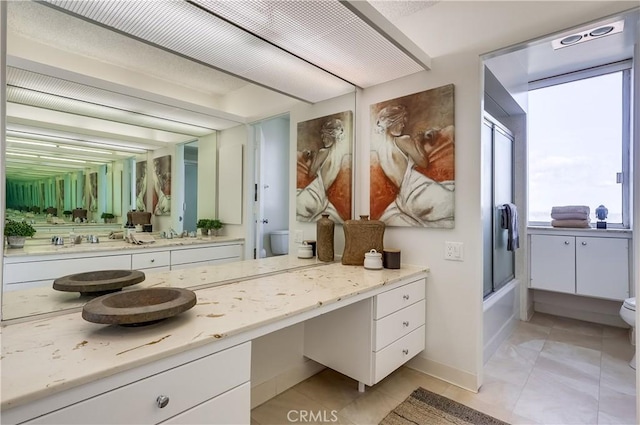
xmin=364 ymin=249 xmax=383 ymax=270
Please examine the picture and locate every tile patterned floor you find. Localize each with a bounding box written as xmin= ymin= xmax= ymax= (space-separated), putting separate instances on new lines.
xmin=251 ymin=313 xmax=637 ymax=425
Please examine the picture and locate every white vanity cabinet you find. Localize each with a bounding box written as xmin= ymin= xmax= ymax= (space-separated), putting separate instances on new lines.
xmin=530 ymin=233 xmax=630 ymax=301
xmin=170 ymin=244 xmax=243 ymax=270
xmin=3 ymin=241 xmax=243 ymax=291
xmin=303 ymin=277 xmax=426 ymax=390
xmin=5 ymin=342 xmax=251 ymax=425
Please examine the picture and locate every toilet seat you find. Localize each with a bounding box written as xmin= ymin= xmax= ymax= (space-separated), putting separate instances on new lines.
xmin=623 ymin=297 xmax=636 ymax=311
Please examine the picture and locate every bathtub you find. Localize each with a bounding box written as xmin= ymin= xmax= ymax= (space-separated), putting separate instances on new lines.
xmin=483 ymin=279 xmax=520 ymax=363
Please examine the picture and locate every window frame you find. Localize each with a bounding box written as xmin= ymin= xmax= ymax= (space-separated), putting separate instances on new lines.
xmin=527 ymin=60 xmax=632 ymax=229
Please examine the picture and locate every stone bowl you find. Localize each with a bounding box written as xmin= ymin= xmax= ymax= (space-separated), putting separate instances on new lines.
xmin=82 ymin=287 xmax=197 ymax=326
xmin=53 ymin=270 xmax=146 ymax=296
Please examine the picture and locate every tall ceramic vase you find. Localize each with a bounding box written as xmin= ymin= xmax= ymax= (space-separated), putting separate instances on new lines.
xmin=316 ymin=213 xmax=334 ymax=262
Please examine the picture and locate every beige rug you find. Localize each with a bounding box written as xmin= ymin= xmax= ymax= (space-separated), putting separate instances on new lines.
xmin=380 ymin=387 xmax=510 ymax=425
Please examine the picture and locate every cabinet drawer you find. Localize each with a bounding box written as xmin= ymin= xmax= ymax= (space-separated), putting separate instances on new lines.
xmin=4 ymin=255 xmax=132 ymax=284
xmin=28 ymin=342 xmax=251 ymax=425
xmin=374 ymin=300 xmax=425 ymax=351
xmin=160 ymin=382 xmax=250 ymax=425
xmin=170 ymin=245 xmax=242 ymax=266
xmin=132 ymin=251 xmax=170 ymax=270
xmin=374 ymin=279 xmax=425 ymax=319
xmin=373 ymin=326 xmax=425 ymax=384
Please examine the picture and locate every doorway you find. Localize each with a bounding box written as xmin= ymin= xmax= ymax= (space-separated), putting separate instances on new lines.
xmin=252 ymin=115 xmax=290 ymax=258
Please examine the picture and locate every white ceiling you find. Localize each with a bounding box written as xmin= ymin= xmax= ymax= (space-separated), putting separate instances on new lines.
xmin=4 ymin=0 xmax=639 ymax=181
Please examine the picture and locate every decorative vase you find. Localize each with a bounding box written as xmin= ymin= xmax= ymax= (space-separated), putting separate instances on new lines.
xmin=342 ymin=215 xmax=385 ymax=266
xmin=316 ymin=214 xmax=334 ymax=262
xmin=7 ymin=236 xmax=26 ymax=249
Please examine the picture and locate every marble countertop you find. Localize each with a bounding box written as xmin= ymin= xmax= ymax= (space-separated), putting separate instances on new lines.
xmin=3 ymin=235 xmax=244 ymax=258
xmin=2 ymin=255 xmax=326 ymax=321
xmin=0 ymin=259 xmax=427 ymax=411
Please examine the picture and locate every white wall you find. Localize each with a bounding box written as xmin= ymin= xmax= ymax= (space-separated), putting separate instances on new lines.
xmin=218 ymin=124 xmax=247 ymax=239
xmin=357 ymin=54 xmax=484 ymax=391
xmin=197 ymin=132 xmax=217 ymax=221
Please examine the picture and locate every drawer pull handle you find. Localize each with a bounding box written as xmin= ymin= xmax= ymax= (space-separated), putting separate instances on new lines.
xmin=402 ymin=349 xmax=409 ymax=355
xmin=403 ymin=295 xmax=410 ymax=300
xmin=564 ymin=241 xmax=570 ymax=245
xmin=151 ymin=259 xmax=155 ymax=263
xmin=403 ymin=321 xmax=410 ymax=327
xmin=156 ymin=395 xmax=170 ymax=409
xmin=581 ymin=242 xmax=587 ymax=246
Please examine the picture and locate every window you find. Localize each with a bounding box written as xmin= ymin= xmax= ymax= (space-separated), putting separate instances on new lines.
xmin=528 ymin=62 xmax=631 ymax=227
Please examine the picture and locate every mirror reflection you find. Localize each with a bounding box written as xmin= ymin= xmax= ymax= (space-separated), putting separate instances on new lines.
xmin=2 ymin=1 xmax=356 ymax=322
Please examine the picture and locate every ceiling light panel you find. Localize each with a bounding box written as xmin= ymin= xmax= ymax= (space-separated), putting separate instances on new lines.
xmin=194 ymin=0 xmax=424 ymax=88
xmin=6 ymin=66 xmax=239 ymax=132
xmin=42 ymin=0 xmax=355 ymax=103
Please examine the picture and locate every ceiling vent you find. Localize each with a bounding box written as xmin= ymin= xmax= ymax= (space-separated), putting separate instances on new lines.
xmin=552 ymin=20 xmax=624 ymax=50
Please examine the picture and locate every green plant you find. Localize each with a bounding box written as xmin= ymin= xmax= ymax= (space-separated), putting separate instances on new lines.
xmin=101 ymin=212 xmax=115 ymax=220
xmin=63 ymin=210 xmax=72 ymax=216
xmin=4 ymin=220 xmax=36 ymax=237
xmin=210 ymin=219 xmax=223 ymax=230
xmin=196 ymin=219 xmax=212 ymax=229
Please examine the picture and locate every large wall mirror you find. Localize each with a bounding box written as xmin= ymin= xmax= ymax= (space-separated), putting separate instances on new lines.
xmin=2 ymin=1 xmax=357 ymax=322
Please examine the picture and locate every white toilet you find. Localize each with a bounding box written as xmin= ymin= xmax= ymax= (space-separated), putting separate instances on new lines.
xmin=619 ymin=297 xmax=636 ymax=369
xmin=270 ymin=230 xmax=289 ymax=255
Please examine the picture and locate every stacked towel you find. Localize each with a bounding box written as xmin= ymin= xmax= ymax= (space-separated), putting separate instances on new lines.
xmin=128 ymin=232 xmax=156 ymax=245
xmin=551 ymin=205 xmax=591 ymax=228
xmin=551 ymin=219 xmax=591 ymax=228
xmin=551 ymin=205 xmax=590 ymax=220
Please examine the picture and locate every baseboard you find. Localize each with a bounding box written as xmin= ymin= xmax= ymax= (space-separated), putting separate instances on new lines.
xmin=534 ymin=302 xmax=628 ymax=328
xmin=406 ymin=355 xmax=479 ymax=393
xmin=250 ymin=359 xmax=325 ymax=408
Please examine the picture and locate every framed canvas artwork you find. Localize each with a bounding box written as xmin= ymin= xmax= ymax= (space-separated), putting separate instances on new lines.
xmin=152 ymin=155 xmax=171 ymax=216
xmin=370 ymin=84 xmax=455 ymax=228
xmin=296 ymin=111 xmax=353 ymax=223
xmin=136 ymin=160 xmax=147 ymax=212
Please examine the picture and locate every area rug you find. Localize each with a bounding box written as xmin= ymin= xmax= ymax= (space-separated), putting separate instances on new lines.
xmin=380 ymin=387 xmax=510 ymax=425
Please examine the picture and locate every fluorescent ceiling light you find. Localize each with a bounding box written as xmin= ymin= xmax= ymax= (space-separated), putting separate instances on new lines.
xmin=83 ymin=142 xmax=147 ymax=153
xmin=57 ymin=145 xmax=112 ymax=154
xmin=39 ymin=156 xmax=86 ymax=163
xmin=7 ymin=139 xmax=57 ymax=148
xmin=6 ymin=152 xmax=38 ymax=158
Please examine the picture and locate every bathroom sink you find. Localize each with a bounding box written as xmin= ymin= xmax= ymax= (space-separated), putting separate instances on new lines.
xmin=82 ymin=287 xmax=197 ymax=326
xmin=53 ymin=269 xmax=146 ymax=296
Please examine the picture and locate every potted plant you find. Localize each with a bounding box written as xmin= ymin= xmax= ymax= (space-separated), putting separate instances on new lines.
xmin=101 ymin=212 xmax=115 ymax=223
xmin=4 ymin=220 xmax=36 ymax=249
xmin=210 ymin=219 xmax=223 ymax=236
xmin=196 ymin=219 xmax=212 ymax=236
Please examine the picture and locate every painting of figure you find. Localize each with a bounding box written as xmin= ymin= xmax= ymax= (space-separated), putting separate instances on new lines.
xmin=370 ymin=84 xmax=455 ymax=228
xmin=152 ymin=155 xmax=171 ymax=216
xmin=296 ymin=111 xmax=353 ymax=223
xmin=136 ymin=161 xmax=147 ymax=212
xmin=89 ymin=172 xmax=98 ymax=212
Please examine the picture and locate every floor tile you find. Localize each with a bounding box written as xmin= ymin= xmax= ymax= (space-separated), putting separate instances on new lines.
xmin=551 ymin=316 xmax=604 ymax=338
xmin=546 ymin=327 xmax=603 ymax=351
xmin=598 ymin=385 xmax=637 ymax=425
xmin=293 ymin=368 xmax=366 ymax=411
xmin=484 ymin=341 xmax=537 ymax=387
xmin=512 ymin=367 xmax=599 ymax=425
xmin=602 ymin=324 xmax=630 ymax=340
xmin=374 ymin=366 xmax=451 ymax=403
xmin=251 ymin=388 xmax=329 ymax=425
xmin=338 ymin=388 xmax=401 ymax=425
xmin=506 ymin=321 xmax=551 ymax=355
xmin=528 ymin=312 xmax=557 ymax=328
xmin=600 ymin=352 xmax=636 ymax=397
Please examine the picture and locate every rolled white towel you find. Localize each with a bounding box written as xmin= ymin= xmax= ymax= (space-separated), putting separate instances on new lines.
xmin=550 ymin=211 xmax=590 ymax=220
xmin=551 ymin=205 xmax=590 ymax=215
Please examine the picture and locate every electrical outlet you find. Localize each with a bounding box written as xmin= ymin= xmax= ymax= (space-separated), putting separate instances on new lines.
xmin=444 ymin=241 xmax=464 ymax=261
xmin=294 ymin=230 xmax=304 ymax=243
